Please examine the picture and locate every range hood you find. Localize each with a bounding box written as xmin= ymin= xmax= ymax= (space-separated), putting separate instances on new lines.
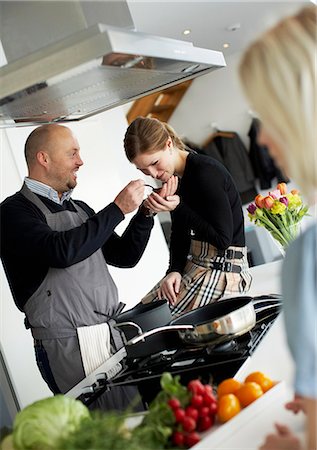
xmin=0 ymin=24 xmax=225 ymax=128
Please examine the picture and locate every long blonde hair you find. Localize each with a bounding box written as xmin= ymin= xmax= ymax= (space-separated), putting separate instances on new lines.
xmin=124 ymin=116 xmax=185 ymax=162
xmin=239 ymin=5 xmax=317 ymax=202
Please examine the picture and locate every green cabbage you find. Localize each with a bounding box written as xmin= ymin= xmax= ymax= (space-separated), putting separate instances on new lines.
xmin=12 ymin=395 xmax=90 ymax=450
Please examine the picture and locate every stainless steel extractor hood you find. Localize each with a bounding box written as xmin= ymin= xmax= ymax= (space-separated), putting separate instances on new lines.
xmin=0 ymin=22 xmax=225 ymax=128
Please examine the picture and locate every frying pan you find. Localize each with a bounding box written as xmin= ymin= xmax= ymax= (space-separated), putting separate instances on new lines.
xmin=123 ymin=296 xmax=282 ymax=358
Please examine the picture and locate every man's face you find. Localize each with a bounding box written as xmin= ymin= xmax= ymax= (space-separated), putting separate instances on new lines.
xmin=46 ymin=128 xmax=83 ymax=195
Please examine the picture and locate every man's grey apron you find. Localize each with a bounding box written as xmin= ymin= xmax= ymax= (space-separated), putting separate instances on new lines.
xmin=21 ymin=184 xmax=141 ymax=411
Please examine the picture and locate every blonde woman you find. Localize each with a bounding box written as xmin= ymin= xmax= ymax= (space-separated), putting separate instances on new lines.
xmin=124 ymin=116 xmax=252 ymax=316
xmin=239 ymin=5 xmax=316 ymax=450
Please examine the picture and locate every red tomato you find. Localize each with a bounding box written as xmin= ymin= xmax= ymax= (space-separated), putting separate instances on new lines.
xmin=174 ymin=408 xmax=185 ymax=423
xmin=203 ymin=392 xmax=217 ymax=406
xmin=185 ymin=406 xmax=199 ymax=421
xmin=209 ymin=402 xmax=218 ymax=415
xmin=199 ymin=406 xmax=210 ymax=417
xmin=203 ymin=384 xmax=214 ymax=395
xmin=172 ymin=431 xmax=185 ymax=447
xmin=198 ymin=415 xmax=214 ymax=432
xmin=168 ymin=397 xmax=181 ymax=410
xmin=191 ymin=394 xmax=204 ymax=407
xmin=185 ymin=432 xmax=201 ymax=448
xmin=188 ymin=379 xmax=205 ymax=395
xmin=182 ymin=416 xmax=196 ymax=432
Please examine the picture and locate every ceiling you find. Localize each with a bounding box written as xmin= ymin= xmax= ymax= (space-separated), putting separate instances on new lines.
xmin=127 ymin=0 xmax=312 ymax=57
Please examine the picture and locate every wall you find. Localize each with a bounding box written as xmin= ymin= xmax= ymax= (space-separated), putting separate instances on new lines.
xmin=169 ymin=51 xmax=251 ymax=147
xmin=0 ymin=107 xmax=169 ymax=411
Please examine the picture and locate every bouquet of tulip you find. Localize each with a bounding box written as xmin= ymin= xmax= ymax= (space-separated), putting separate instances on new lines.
xmin=247 ymin=183 xmax=309 ymax=252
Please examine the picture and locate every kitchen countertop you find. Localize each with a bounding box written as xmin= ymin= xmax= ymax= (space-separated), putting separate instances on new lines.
xmin=193 ymin=260 xmax=306 ymax=449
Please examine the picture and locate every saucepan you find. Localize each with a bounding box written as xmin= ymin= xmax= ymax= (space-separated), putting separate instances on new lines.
xmin=121 ymin=296 xmax=282 ymax=358
xmin=114 ymin=300 xmax=173 ymax=341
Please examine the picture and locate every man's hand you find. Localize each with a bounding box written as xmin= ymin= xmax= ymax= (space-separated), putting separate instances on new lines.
xmin=158 ymin=272 xmax=182 ymax=305
xmin=259 ymin=423 xmax=302 ymax=450
xmin=114 ymin=180 xmax=145 ymax=215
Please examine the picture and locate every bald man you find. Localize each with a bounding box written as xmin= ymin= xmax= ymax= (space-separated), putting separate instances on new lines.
xmin=0 ymin=124 xmax=154 ymax=411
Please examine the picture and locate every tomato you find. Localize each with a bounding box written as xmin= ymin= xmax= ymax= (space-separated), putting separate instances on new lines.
xmin=182 ymin=416 xmax=196 ymax=432
xmin=172 ymin=431 xmax=185 ymax=447
xmin=235 ymin=382 xmax=263 ymax=407
xmin=244 ymin=372 xmax=274 ymax=393
xmin=217 ymin=378 xmax=242 ymax=398
xmin=203 ymin=392 xmax=217 ymax=406
xmin=174 ymin=408 xmax=186 ymax=423
xmin=185 ymin=432 xmax=201 ymax=448
xmin=198 ymin=406 xmax=210 ymax=417
xmin=203 ymin=384 xmax=214 ymax=395
xmin=191 ymin=394 xmax=204 ymax=407
xmin=188 ymin=379 xmax=205 ymax=395
xmin=168 ymin=397 xmax=181 ymax=410
xmin=198 ymin=415 xmax=214 ymax=432
xmin=185 ymin=406 xmax=199 ymax=421
xmin=217 ymin=394 xmax=241 ymax=423
xmin=209 ymin=402 xmax=218 ymax=415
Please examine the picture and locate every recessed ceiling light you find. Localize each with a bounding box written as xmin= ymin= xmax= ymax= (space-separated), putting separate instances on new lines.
xmin=223 ymin=43 xmax=230 ymax=49
xmin=183 ymin=29 xmax=191 ymax=36
xmin=227 ymin=23 xmax=241 ymax=32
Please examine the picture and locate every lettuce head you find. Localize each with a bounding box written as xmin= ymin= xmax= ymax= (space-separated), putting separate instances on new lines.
xmin=12 ymin=395 xmax=90 ymax=450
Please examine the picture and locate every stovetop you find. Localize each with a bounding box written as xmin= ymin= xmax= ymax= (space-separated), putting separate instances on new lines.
xmin=68 ymin=301 xmax=281 ymax=407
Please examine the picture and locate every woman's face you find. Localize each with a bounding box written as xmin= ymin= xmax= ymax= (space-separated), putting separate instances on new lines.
xmin=257 ymin=125 xmax=288 ymax=174
xmin=132 ymin=139 xmax=175 ymax=182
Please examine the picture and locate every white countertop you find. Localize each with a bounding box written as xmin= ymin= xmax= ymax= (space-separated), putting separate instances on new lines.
xmin=194 ymin=261 xmax=306 ymax=450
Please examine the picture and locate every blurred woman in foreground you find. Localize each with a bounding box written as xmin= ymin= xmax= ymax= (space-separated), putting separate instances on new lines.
xmin=239 ymin=5 xmax=316 ymax=450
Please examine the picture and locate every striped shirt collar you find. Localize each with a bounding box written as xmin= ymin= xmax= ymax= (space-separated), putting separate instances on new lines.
xmin=24 ymin=178 xmax=73 ymax=205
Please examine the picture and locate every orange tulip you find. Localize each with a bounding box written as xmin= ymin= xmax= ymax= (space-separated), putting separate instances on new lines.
xmin=277 ymin=183 xmax=287 ymax=195
xmin=255 ymin=194 xmax=265 ymax=208
xmin=263 ymin=196 xmax=274 ymax=209
xmin=291 ymin=189 xmax=300 ymax=195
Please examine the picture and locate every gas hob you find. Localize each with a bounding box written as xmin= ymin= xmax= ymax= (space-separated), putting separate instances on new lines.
xmin=66 ymin=301 xmax=281 ymax=408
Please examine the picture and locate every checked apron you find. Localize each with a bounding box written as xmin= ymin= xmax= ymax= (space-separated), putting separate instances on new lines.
xmin=21 ymin=184 xmax=139 ymax=410
xmin=142 ymin=239 xmax=252 ymax=317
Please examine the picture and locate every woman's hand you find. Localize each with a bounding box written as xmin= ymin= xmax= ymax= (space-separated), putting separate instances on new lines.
xmin=259 ymin=424 xmax=302 ymax=450
xmin=143 ymin=193 xmax=180 ymax=213
xmin=285 ymin=394 xmax=307 ymax=414
xmin=143 ymin=176 xmax=180 ymax=213
xmin=259 ymin=423 xmax=302 ymax=450
xmin=158 ymin=176 xmax=179 ymax=198
xmin=158 ymin=272 xmax=182 ymax=305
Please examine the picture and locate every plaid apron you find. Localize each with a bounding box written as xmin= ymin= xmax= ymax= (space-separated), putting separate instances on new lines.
xmin=142 ymin=240 xmax=252 ymax=317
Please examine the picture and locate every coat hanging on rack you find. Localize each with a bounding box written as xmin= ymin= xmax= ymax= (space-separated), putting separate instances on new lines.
xmin=248 ymin=118 xmax=289 ymax=189
xmin=202 ymin=130 xmax=257 ymax=205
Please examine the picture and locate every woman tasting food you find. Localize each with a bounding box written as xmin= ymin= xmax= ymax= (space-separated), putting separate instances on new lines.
xmin=124 ymin=117 xmax=252 ymax=316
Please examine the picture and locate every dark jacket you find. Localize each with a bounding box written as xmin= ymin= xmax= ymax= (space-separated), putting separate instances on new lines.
xmin=202 ymin=132 xmax=257 ymax=204
xmin=248 ymin=118 xmax=289 ymax=189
